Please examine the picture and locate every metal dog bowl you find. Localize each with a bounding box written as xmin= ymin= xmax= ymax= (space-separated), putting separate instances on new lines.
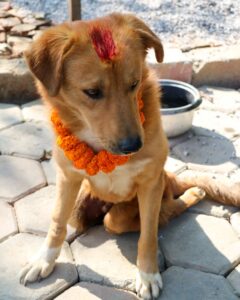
xmin=159 ymin=79 xmax=202 ymax=138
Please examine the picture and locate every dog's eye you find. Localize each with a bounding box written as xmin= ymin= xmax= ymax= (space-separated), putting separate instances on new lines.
xmin=130 ymin=80 xmax=139 ymax=91
xmin=83 ymin=89 xmax=103 ymax=100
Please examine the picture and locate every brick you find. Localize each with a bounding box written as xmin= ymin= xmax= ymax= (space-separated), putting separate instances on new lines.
xmin=227 ymin=264 xmax=240 ymax=297
xmin=160 ymin=213 xmax=240 ymax=275
xmin=41 ymin=158 xmax=57 ymax=185
xmin=147 ymin=48 xmax=192 ymax=83
xmin=10 ymin=23 xmax=36 ymax=36
xmin=0 ymin=16 xmax=21 ymax=30
xmin=0 ymin=200 xmax=18 ymax=242
xmin=0 ymin=233 xmax=78 ymax=300
xmin=55 ymin=282 xmax=139 ymax=300
xmin=172 ymin=135 xmax=240 ymax=174
xmin=0 ymin=103 xmax=23 ymax=130
xmin=0 ymin=121 xmax=53 ymax=160
xmin=188 ymin=45 xmax=240 ymax=88
xmin=199 ymin=86 xmax=240 ymax=113
xmin=161 ymin=266 xmax=238 ymax=300
xmin=0 ymin=42 xmax=12 ymax=55
xmin=71 ymin=226 xmax=165 ymax=291
xmin=0 ymin=155 xmax=46 ymax=203
xmin=0 ymin=58 xmax=37 ymax=103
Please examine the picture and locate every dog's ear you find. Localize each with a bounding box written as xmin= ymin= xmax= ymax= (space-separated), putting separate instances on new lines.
xmin=25 ymin=25 xmax=75 ymax=96
xmin=114 ymin=13 xmax=164 ymax=63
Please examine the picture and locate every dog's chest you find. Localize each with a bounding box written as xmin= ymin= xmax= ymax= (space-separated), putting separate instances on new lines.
xmin=89 ymin=158 xmax=151 ymax=198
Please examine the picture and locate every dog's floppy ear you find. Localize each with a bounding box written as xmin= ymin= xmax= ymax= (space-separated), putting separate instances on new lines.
xmin=116 ymin=13 xmax=164 ymax=63
xmin=25 ymin=25 xmax=74 ymax=96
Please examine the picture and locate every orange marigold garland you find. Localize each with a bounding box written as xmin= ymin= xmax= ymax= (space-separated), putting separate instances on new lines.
xmin=51 ymin=98 xmax=145 ymax=176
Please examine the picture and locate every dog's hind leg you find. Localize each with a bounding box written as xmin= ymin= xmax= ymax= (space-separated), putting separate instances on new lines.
xmin=159 ymin=186 xmax=206 ymax=227
xmin=103 ymin=197 xmax=140 ymax=234
xmin=69 ymin=179 xmax=112 ymax=233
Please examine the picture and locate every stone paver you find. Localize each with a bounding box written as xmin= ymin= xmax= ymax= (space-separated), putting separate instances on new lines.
xmin=160 ymin=266 xmax=238 ymax=300
xmin=41 ymin=158 xmax=57 ymax=185
xmin=164 ymin=156 xmax=186 ymax=174
xmin=0 ymin=120 xmax=53 ymax=159
xmin=21 ymin=99 xmax=48 ymax=122
xmin=193 ymin=109 xmax=240 ymax=139
xmin=230 ymin=212 xmax=240 ymax=238
xmin=0 ymin=155 xmax=46 ymax=203
xmin=15 ymin=185 xmax=78 ymax=241
xmin=227 ymin=264 xmax=240 ymax=297
xmin=15 ymin=185 xmax=56 ymax=235
xmin=199 ymin=86 xmax=240 ymax=113
xmin=188 ymin=199 xmax=238 ymax=219
xmin=71 ymin=226 xmax=165 ymax=291
xmin=0 ymin=200 xmax=18 ymax=242
xmin=172 ymin=135 xmax=240 ymax=173
xmin=55 ymin=282 xmax=139 ymax=300
xmin=0 ymin=103 xmax=23 ymax=130
xmin=159 ymin=213 xmax=240 ymax=275
xmin=0 ymin=233 xmax=78 ymax=300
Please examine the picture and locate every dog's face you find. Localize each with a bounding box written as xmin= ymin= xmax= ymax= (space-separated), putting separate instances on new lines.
xmin=25 ymin=14 xmax=163 ymax=155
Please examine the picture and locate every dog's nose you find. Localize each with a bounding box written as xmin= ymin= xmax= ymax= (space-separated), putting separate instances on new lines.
xmin=118 ymin=136 xmax=142 ymax=154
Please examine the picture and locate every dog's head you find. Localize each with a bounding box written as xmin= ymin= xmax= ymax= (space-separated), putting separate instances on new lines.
xmin=25 ymin=13 xmax=163 ymax=155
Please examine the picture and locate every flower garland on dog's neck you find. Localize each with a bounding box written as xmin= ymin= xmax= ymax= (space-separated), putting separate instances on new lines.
xmin=51 ymin=98 xmax=145 ymax=176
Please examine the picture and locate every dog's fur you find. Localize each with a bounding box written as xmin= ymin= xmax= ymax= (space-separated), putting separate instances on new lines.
xmin=20 ymin=13 xmax=240 ymax=299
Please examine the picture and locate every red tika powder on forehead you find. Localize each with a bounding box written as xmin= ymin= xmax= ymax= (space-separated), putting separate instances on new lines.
xmin=90 ymin=26 xmax=117 ymax=61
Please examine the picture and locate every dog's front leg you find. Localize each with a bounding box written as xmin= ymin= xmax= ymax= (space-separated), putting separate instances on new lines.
xmin=136 ymin=172 xmax=164 ymax=300
xmin=19 ymin=172 xmax=82 ymax=285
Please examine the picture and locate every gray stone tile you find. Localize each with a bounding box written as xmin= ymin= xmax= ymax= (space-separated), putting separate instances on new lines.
xmin=0 ymin=103 xmax=23 ymax=130
xmin=15 ymin=185 xmax=78 ymax=241
xmin=0 ymin=200 xmax=18 ymax=242
xmin=230 ymin=212 xmax=240 ymax=238
xmin=0 ymin=121 xmax=53 ymax=160
xmin=55 ymin=282 xmax=138 ymax=300
xmin=21 ymin=99 xmax=48 ymax=122
xmin=15 ymin=186 xmax=56 ymax=235
xmin=71 ymin=226 xmax=165 ymax=291
xmin=41 ymin=158 xmax=56 ymax=185
xmin=159 ymin=213 xmax=240 ymax=275
xmin=172 ymin=135 xmax=239 ymax=174
xmin=160 ymin=266 xmax=238 ymax=300
xmin=199 ymin=86 xmax=240 ymax=114
xmin=165 ymin=156 xmax=186 ymax=174
xmin=0 ymin=233 xmax=78 ymax=300
xmin=0 ymin=155 xmax=46 ymax=203
xmin=227 ymin=264 xmax=240 ymax=297
xmin=193 ymin=109 xmax=240 ymax=140
xmin=188 ymin=199 xmax=238 ymax=219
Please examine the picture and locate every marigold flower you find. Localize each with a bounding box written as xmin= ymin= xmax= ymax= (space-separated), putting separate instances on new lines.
xmin=51 ymin=97 xmax=145 ymax=175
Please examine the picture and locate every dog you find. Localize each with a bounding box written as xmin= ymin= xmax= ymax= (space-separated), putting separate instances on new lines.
xmin=19 ymin=13 xmax=240 ymax=299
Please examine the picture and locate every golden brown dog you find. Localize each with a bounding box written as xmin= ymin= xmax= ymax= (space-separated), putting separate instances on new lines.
xmin=19 ymin=13 xmax=240 ymax=299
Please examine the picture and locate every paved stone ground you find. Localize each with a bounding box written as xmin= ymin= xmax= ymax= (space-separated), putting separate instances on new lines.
xmin=0 ymin=88 xmax=240 ymax=299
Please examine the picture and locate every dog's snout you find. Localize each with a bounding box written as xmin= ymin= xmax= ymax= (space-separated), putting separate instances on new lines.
xmin=118 ymin=135 xmax=142 ymax=154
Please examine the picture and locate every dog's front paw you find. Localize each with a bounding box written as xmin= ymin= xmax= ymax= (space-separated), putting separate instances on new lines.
xmin=136 ymin=269 xmax=163 ymax=299
xmin=19 ymin=244 xmax=60 ymax=286
xmin=19 ymin=259 xmax=56 ymax=286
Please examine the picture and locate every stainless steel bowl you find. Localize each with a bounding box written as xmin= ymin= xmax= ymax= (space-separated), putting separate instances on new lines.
xmin=159 ymin=79 xmax=202 ymax=138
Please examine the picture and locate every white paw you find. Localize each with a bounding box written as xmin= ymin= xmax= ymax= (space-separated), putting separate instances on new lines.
xmin=19 ymin=243 xmax=60 ymax=286
xmin=136 ymin=269 xmax=163 ymax=299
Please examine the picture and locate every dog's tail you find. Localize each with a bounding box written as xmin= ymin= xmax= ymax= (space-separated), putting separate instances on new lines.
xmin=166 ymin=172 xmax=240 ymax=207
